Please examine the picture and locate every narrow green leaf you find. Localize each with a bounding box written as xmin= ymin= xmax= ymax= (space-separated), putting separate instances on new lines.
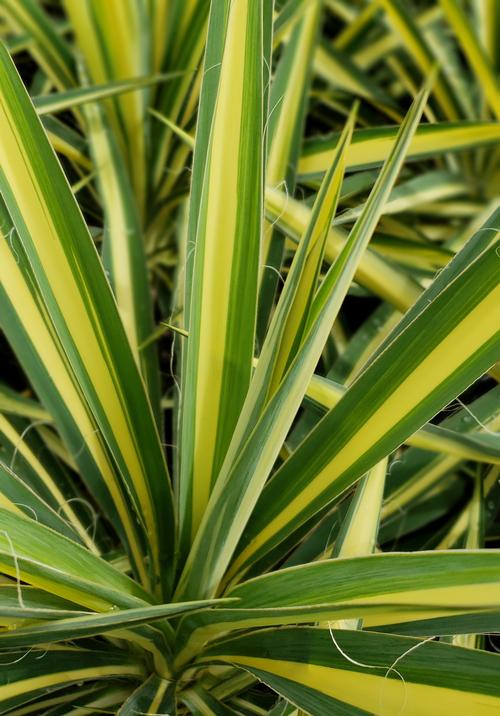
xmin=264 ymin=187 xmax=423 ymax=311
xmin=0 ymin=42 xmax=175 ymax=597
xmin=230 ymin=232 xmax=499 ymax=580
xmin=34 ymin=73 xmax=182 ymax=116
xmin=0 ymin=598 xmax=228 ymax=649
xmin=63 ymin=0 xmax=152 ymax=210
xmin=203 ymin=627 xmax=500 ymax=716
xmin=0 ymin=508 xmax=151 ymax=610
xmin=0 ymin=647 xmax=145 ymax=714
xmin=440 ymin=0 xmax=500 ymax=119
xmin=299 ymin=122 xmax=500 ymax=178
xmin=176 ymin=81 xmax=432 ymax=601
xmin=178 ymin=0 xmax=269 ymax=547
xmin=119 ymin=674 xmax=176 ymax=716
xmin=1 ymin=0 xmax=76 ymax=90
xmin=174 ymin=550 xmax=500 ymax=667
xmin=84 ymin=82 xmax=162 ymax=423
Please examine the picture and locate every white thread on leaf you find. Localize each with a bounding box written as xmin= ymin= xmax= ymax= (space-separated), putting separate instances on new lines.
xmin=263 ymin=93 xmax=284 ymax=139
xmin=381 ymin=635 xmax=435 ymax=716
xmin=14 ymin=503 xmax=38 ymax=522
xmin=266 ymin=179 xmax=290 ymax=233
xmin=328 ymin=626 xmax=437 ymax=716
xmin=0 ymin=530 xmax=24 ymax=608
xmin=9 ymin=418 xmax=51 ymax=471
xmin=204 ymin=61 xmax=222 ymax=77
xmin=57 ymin=497 xmax=99 ymax=541
xmin=0 ymin=647 xmax=33 ymax=666
xmin=262 ymin=263 xmax=285 ymax=286
xmin=6 ymin=226 xmax=20 ymax=265
xmin=328 ymin=626 xmax=380 ymax=670
xmin=69 ymin=427 xmax=100 ymax=462
xmin=456 ymin=397 xmax=497 ymax=435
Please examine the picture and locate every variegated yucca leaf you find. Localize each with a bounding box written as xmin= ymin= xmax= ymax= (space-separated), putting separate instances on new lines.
xmin=229 ymin=228 xmax=499 ymax=582
xmin=204 ymin=627 xmax=500 ymax=716
xmin=0 ymin=44 xmax=174 ymax=597
xmin=299 ymin=121 xmax=500 ymax=178
xmin=177 ymin=0 xmax=271 ymax=551
xmin=0 ymin=0 xmax=499 ymax=713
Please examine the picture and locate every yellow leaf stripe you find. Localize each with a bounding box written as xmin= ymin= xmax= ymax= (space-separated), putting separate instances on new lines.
xmin=224 ymin=654 xmax=500 ymax=716
xmin=439 ymin=0 xmax=500 ymax=119
xmin=179 ymin=0 xmax=265 ymax=546
xmin=299 ymin=122 xmax=500 ymax=177
xmin=240 ymin=289 xmax=499 ymax=568
xmin=0 ymin=233 xmax=146 ymax=581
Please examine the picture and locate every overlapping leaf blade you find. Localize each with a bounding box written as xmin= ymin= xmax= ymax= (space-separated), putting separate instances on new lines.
xmin=177 ymin=0 xmax=269 ymax=550
xmin=204 ymin=627 xmax=500 ymax=716
xmin=0 ymin=43 xmax=174 ymax=596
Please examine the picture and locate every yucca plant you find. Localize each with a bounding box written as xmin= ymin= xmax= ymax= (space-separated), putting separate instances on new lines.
xmin=0 ymin=0 xmax=499 ymax=713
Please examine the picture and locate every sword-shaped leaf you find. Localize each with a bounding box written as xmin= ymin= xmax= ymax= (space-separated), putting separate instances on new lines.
xmin=204 ymin=627 xmax=500 ymax=716
xmin=230 ymin=223 xmax=500 ymax=581
xmin=0 ymin=43 xmax=174 ymax=597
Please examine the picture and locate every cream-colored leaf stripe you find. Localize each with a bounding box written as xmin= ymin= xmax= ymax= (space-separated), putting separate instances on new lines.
xmin=306 ymin=375 xmax=500 ymax=463
xmin=0 ymin=648 xmax=145 ymax=712
xmin=84 ymin=91 xmax=161 ymax=422
xmin=176 ymin=83 xmax=431 ymax=601
xmin=0 ymin=210 xmax=146 ymax=580
xmin=261 ymin=0 xmax=320 ymax=272
xmin=439 ymin=0 xmax=500 ymax=119
xmin=178 ymin=0 xmax=265 ymax=546
xmin=230 ymin=236 xmax=500 ymax=579
xmin=265 ymin=186 xmax=423 ymax=312
xmin=298 ymin=122 xmax=500 ymax=177
xmin=205 ymin=627 xmax=500 ymax=715
xmin=63 ymin=0 xmax=149 ymax=210
xmin=0 ymin=415 xmax=98 ymax=552
xmin=175 ymin=110 xmax=358 ymax=601
xmin=0 ymin=43 xmax=174 ymax=595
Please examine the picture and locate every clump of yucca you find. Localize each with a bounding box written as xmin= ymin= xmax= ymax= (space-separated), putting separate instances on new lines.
xmin=0 ymin=0 xmax=499 ymax=714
